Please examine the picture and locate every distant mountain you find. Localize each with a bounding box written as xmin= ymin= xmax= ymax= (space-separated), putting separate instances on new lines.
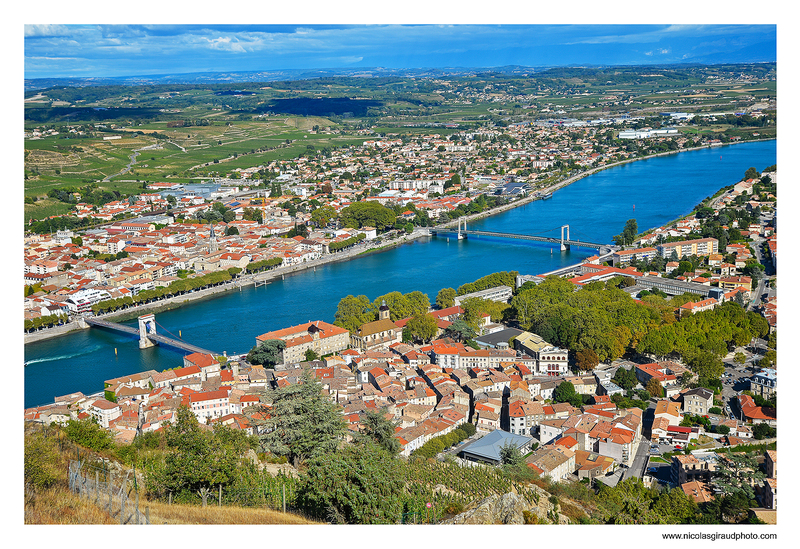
xmin=683 ymin=42 xmax=777 ymax=65
xmin=24 ymin=60 xmax=774 ymax=91
xmin=24 ymin=65 xmax=546 ymax=91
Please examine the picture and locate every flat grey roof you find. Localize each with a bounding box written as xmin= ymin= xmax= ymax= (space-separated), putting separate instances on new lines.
xmin=459 ymin=430 xmax=533 ymax=464
xmin=475 ymin=328 xmax=524 ymax=348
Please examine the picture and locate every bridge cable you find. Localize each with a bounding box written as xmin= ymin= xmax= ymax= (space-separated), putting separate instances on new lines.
xmin=153 ymin=320 xmax=183 ymax=341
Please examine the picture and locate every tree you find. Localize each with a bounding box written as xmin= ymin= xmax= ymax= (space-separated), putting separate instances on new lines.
xmin=404 ymin=313 xmax=439 ymax=343
xmin=286 ymin=223 xmax=309 ymax=238
xmin=149 ymin=406 xmax=254 ymax=505
xmin=613 ymin=218 xmax=638 ymax=246
xmin=304 ymin=348 xmax=320 ymax=362
xmin=339 ymin=201 xmax=396 ymax=231
xmin=553 ymin=381 xmax=582 ymax=407
xmin=257 ymin=369 xmax=347 ymax=467
xmin=651 ymin=487 xmax=699 ymax=524
xmin=646 ymin=377 xmax=664 ymax=398
xmin=368 ymin=292 xmax=405 ymax=321
xmin=686 ymin=350 xmax=725 ymax=385
xmin=334 ymin=295 xmax=376 ymax=332
xmin=356 ymin=409 xmax=401 ymax=455
xmin=752 ymin=423 xmax=776 ymax=440
xmin=404 ymin=290 xmax=431 ymax=318
xmin=444 ymin=318 xmax=476 ymax=342
xmin=459 ymin=422 xmax=477 ymax=437
xmin=613 ymin=366 xmax=638 ymax=391
xmin=246 ymin=339 xmax=286 ymax=368
xmin=297 ymin=442 xmax=405 ymax=524
xmin=25 ymin=427 xmax=61 ymax=491
xmin=310 ymin=205 xmax=337 ymax=228
xmin=733 ymin=352 xmax=746 ymax=367
xmin=499 ymin=442 xmax=525 ymax=467
xmin=436 ymin=287 xmax=456 ymax=309
xmin=597 ymin=478 xmax=662 ymax=524
xmin=712 ymin=450 xmax=765 ymax=502
xmin=743 ymin=167 xmax=759 ymax=181
xmin=574 ymin=348 xmax=599 ymax=371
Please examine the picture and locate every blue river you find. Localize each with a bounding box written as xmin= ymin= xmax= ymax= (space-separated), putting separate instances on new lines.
xmin=23 ymin=141 xmax=776 ymax=408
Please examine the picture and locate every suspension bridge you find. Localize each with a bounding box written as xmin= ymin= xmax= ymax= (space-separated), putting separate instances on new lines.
xmin=82 ymin=314 xmax=218 ymax=356
xmin=429 ymin=218 xmax=614 ymax=253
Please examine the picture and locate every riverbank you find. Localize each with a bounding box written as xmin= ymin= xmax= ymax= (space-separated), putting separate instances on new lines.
xmin=23 ymin=228 xmax=430 ymax=345
xmin=24 ymin=139 xmax=774 ymax=345
xmin=464 ymin=138 xmax=774 ymax=226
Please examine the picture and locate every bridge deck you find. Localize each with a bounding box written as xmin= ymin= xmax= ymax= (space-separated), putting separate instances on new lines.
xmin=429 ymin=228 xmax=607 ymax=249
xmin=84 ymin=317 xmax=217 ymax=356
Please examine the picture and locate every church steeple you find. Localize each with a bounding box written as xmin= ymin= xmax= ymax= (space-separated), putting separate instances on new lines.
xmin=209 ymin=224 xmax=218 ymax=253
xmin=379 ymin=300 xmax=390 ymax=321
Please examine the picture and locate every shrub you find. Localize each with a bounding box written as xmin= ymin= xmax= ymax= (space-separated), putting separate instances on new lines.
xmin=458 ymin=422 xmax=476 ymax=437
xmin=64 ymin=418 xmax=114 ymax=452
xmin=25 ymin=430 xmax=61 ymax=490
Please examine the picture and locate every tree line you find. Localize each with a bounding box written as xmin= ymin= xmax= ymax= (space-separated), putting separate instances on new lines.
xmin=90 ymin=269 xmax=239 ymax=314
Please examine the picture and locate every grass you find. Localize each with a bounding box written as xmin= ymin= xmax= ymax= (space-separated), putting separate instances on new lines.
xmin=24 ymin=198 xmax=73 ymax=221
xmin=25 ymin=486 xmax=319 ymax=525
xmin=26 ymin=485 xmax=119 ymax=524
xmin=143 ymin=500 xmax=318 ymax=525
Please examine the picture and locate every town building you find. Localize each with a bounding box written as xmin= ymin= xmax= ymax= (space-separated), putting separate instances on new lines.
xmin=255 ymin=321 xmax=350 ymax=364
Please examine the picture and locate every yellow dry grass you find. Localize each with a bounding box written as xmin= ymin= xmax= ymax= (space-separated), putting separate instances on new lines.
xmin=25 ymin=486 xmax=118 ymax=524
xmin=143 ymin=499 xmax=320 ymax=525
xmin=25 ymin=488 xmax=320 ymax=525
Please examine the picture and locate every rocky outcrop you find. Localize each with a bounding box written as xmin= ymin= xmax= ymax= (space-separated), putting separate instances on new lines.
xmin=441 ymin=489 xmax=570 ymax=525
xmin=247 ymin=450 xmax=298 ymax=477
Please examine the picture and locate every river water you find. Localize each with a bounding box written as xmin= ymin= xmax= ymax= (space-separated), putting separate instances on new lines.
xmin=23 ymin=141 xmax=776 ymax=408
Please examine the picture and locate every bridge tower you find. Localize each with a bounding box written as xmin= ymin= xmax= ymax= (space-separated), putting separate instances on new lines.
xmin=138 ymin=313 xmax=157 ymax=349
xmin=457 ymin=217 xmax=466 ymax=240
xmin=560 ymin=225 xmax=570 ymax=251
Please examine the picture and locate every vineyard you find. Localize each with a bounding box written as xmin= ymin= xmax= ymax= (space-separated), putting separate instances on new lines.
xmin=401 ymin=458 xmax=539 ymax=522
xmin=270 ymin=457 xmax=541 ymax=523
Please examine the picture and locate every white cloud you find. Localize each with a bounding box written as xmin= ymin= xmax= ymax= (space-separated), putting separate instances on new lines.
xmin=24 ymin=24 xmax=71 ymax=37
xmin=203 ymin=36 xmax=247 ymax=53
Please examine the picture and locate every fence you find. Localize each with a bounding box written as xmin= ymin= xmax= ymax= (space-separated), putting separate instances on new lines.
xmin=68 ymin=460 xmax=150 ymax=524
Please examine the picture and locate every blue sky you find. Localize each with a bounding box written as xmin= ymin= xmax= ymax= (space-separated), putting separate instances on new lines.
xmin=24 ymin=21 xmax=777 ymax=79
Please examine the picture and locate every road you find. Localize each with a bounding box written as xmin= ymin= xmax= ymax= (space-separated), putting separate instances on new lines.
xmin=102 ymin=143 xmax=162 ymax=182
xmin=624 ymin=439 xmax=652 ymax=482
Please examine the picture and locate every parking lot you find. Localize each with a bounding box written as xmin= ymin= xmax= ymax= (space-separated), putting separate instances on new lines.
xmin=719 ymin=349 xmax=762 ymax=419
xmin=644 ymin=444 xmax=675 ymax=486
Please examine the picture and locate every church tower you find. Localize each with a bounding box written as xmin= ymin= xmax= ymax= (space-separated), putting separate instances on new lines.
xmin=379 ymin=300 xmax=390 ymax=321
xmin=209 ymin=224 xmax=219 ymax=253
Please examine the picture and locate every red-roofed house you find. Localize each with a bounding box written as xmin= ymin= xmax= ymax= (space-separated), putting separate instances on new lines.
xmin=184 ymin=352 xmax=221 ymax=380
xmin=736 ymin=394 xmax=777 ymax=427
xmin=89 ymin=398 xmax=121 ymax=428
xmin=635 ymin=363 xmax=678 ymax=388
xmin=255 ymin=321 xmax=350 ymax=364
xmin=190 ymin=388 xmax=232 ymax=422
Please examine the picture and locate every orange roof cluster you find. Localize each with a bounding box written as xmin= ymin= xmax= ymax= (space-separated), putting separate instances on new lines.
xmin=256 ymin=320 xmax=348 ymax=345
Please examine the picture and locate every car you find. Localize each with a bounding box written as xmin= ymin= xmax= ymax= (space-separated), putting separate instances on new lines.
xmin=647 ymin=467 xmax=658 ymax=473
xmin=674 ymin=445 xmax=683 ymax=450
